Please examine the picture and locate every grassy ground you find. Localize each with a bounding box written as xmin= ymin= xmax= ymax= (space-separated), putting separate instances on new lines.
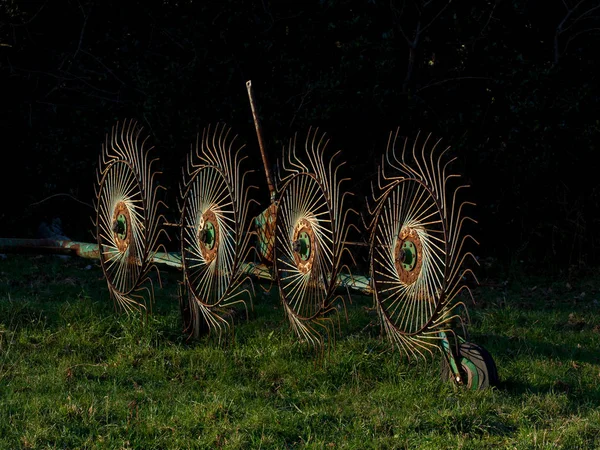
xmin=1 ymin=254 xmax=599 ymax=449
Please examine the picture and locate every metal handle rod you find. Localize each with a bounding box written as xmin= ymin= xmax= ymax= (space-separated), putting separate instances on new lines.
xmin=246 ymin=80 xmax=276 ymax=200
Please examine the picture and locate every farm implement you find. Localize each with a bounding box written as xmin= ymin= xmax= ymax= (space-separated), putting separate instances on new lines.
xmin=0 ymin=81 xmax=497 ymax=389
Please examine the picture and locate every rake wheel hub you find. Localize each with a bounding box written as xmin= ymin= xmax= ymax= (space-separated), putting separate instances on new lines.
xmin=198 ymin=210 xmax=219 ymax=263
xmin=399 ymin=241 xmax=416 ymax=269
xmin=395 ymin=227 xmax=423 ymax=285
xmin=112 ymin=202 xmax=131 ymax=253
xmin=292 ymin=218 xmax=315 ymax=274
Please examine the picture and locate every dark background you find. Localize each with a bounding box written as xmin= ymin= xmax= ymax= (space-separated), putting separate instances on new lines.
xmin=1 ymin=0 xmax=599 ymax=278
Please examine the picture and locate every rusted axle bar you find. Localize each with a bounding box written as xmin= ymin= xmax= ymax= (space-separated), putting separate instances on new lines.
xmin=0 ymin=238 xmax=101 ymax=259
xmin=0 ymin=238 xmax=182 ymax=269
xmin=0 ymin=238 xmax=373 ymax=295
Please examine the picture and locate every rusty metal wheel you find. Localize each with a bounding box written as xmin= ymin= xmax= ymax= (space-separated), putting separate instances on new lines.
xmin=94 ymin=119 xmax=166 ymax=313
xmin=179 ymin=124 xmax=255 ymax=340
xmin=369 ymin=130 xmax=478 ymax=359
xmin=273 ymin=128 xmax=352 ymax=351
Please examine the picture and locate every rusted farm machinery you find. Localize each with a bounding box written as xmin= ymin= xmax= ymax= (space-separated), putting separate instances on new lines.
xmin=0 ymin=81 xmax=497 ymax=389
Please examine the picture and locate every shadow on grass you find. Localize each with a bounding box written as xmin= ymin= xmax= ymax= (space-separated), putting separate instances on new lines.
xmin=472 ymin=332 xmax=600 ymax=405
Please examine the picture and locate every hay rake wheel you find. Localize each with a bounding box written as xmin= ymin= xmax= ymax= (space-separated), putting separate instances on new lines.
xmin=94 ymin=119 xmax=167 ymax=314
xmin=178 ymin=123 xmax=256 ymax=340
xmin=273 ymin=129 xmax=353 ymax=351
xmin=368 ymin=129 xmax=497 ymax=387
xmin=246 ymin=81 xmax=354 ymax=354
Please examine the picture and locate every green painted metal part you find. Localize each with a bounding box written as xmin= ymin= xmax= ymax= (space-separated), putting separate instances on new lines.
xmin=439 ymin=332 xmax=484 ymax=390
xmin=150 ymin=251 xmax=183 ymax=269
xmin=202 ymin=221 xmax=216 ymax=249
xmin=297 ymin=231 xmax=311 ymax=261
xmin=336 ymin=273 xmax=373 ymax=296
xmin=114 ymin=214 xmax=127 ymax=240
xmin=439 ymin=331 xmax=463 ymax=385
xmin=400 ymin=240 xmax=417 ymax=271
xmin=240 ymin=261 xmax=274 ymax=281
xmin=460 ymin=355 xmax=480 ymax=389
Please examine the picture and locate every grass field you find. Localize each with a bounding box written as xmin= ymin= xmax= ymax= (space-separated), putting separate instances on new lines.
xmin=1 ymin=254 xmax=599 ymax=449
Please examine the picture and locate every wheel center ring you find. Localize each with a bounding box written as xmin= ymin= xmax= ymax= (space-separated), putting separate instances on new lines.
xmin=198 ymin=209 xmax=219 ymax=263
xmin=112 ymin=201 xmax=132 ymax=253
xmin=292 ymin=218 xmax=316 ymax=274
xmin=394 ymin=226 xmax=423 ymax=285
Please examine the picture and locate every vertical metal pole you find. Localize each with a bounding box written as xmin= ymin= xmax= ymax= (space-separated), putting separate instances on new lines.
xmin=246 ymin=80 xmax=276 ymax=200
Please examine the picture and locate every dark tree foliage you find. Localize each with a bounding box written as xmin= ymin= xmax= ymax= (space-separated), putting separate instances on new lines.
xmin=1 ymin=0 xmax=598 ymax=275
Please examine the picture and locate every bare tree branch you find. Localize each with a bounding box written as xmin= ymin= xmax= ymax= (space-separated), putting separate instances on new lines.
xmin=390 ymin=0 xmax=411 ymax=45
xmin=1 ymin=1 xmax=49 ymax=27
xmin=478 ymin=0 xmax=498 ymax=40
xmin=420 ymin=0 xmax=451 ymax=34
xmin=564 ymin=26 xmax=600 ymax=53
xmin=392 ymin=0 xmax=453 ymax=93
xmin=80 ymin=49 xmax=126 ymax=86
xmin=30 ymin=193 xmax=93 ymax=209
xmin=564 ymin=2 xmax=600 ymax=33
xmin=72 ymin=0 xmax=90 ymax=60
xmin=417 ymin=76 xmax=493 ymax=93
xmin=554 ymin=0 xmax=600 ymax=64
